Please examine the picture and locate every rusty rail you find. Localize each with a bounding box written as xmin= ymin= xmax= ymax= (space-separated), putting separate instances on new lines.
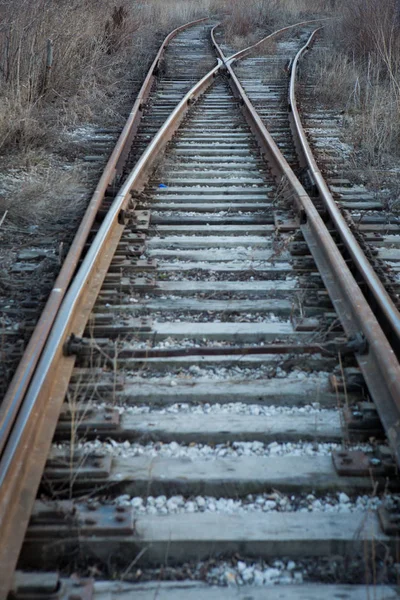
xmin=289 ymin=29 xmax=400 ymax=351
xmin=0 ymin=17 xmax=207 ymax=460
xmin=2 ymin=18 xmax=400 ymax=597
xmin=213 ymin=18 xmax=330 ymax=65
xmin=211 ymin=30 xmax=400 ymax=466
xmin=0 ymin=18 xmax=214 ymax=598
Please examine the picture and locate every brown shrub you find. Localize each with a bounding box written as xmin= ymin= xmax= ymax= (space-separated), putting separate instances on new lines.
xmin=340 ymin=0 xmax=400 ymax=72
xmin=219 ymin=0 xmax=330 ymax=47
xmin=311 ymin=0 xmax=400 ymax=165
xmin=0 ymin=0 xmax=216 ymax=153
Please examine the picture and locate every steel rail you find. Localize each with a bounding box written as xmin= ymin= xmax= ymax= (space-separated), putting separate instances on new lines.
xmin=0 ymin=29 xmax=218 ymax=600
xmin=211 ymin=33 xmax=400 ymax=466
xmin=214 ymin=18 xmax=330 ymax=65
xmin=2 ymin=19 xmax=399 ymax=595
xmin=0 ymin=24 xmax=316 ymax=591
xmin=0 ymin=16 xmax=207 ymax=458
xmin=289 ymin=29 xmax=400 ymax=351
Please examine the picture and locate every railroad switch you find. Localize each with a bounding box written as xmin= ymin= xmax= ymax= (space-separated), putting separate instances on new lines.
xmin=129 ymin=258 xmax=157 ymax=271
xmin=126 ymin=194 xmax=136 ymax=210
xmin=10 ymin=571 xmax=94 ymax=600
xmin=332 ymin=446 xmax=397 ymax=479
xmin=64 ymin=336 xmax=122 ymax=359
xmin=125 ymin=232 xmax=147 ymax=249
xmin=288 ymin=241 xmax=310 ymax=256
xmin=315 ymin=290 xmax=334 ymax=308
xmin=127 ymin=243 xmax=146 ymax=256
xmin=343 ymin=332 xmax=368 ymax=354
xmin=118 ymin=208 xmax=128 ymax=225
xmin=86 ymin=313 xmax=153 ymax=333
xmin=94 ymin=208 xmax=110 ymax=223
xmin=293 ymin=256 xmax=316 ymax=272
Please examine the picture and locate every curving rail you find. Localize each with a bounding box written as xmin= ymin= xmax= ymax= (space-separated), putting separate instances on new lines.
xmin=212 ymin=27 xmax=400 ymax=466
xmin=0 ymin=23 xmax=319 ymax=594
xmin=2 ymin=16 xmax=400 ymax=598
xmin=287 ymin=28 xmax=400 ymax=472
xmin=289 ymin=30 xmax=400 ymax=349
xmin=0 ymin=17 xmax=212 ymax=597
xmin=220 ymin=18 xmax=328 ymax=64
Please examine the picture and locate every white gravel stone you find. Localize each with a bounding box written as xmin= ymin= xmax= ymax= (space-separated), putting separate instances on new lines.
xmin=209 ymin=558 xmax=310 ymax=586
xmin=264 ymin=568 xmax=281 ymax=582
xmin=166 ymin=498 xmax=178 ymax=511
xmin=237 ymin=561 xmax=247 ymax=572
xmin=115 ymin=494 xmax=130 ymax=505
xmin=253 ymin=570 xmax=264 ymax=585
xmin=106 ymin=491 xmax=392 ymax=518
xmin=185 ymin=501 xmax=196 ymax=513
xmin=95 ymin=401 xmax=327 ymax=418
xmin=67 ymin=438 xmax=371 ymax=461
xmin=155 ymin=495 xmax=166 ymax=508
xmin=125 ymin=366 xmax=328 ymax=383
xmin=338 ymin=492 xmax=350 ymax=504
xmin=196 ymin=496 xmax=206 ymax=508
xmin=242 ymin=567 xmax=254 ymax=582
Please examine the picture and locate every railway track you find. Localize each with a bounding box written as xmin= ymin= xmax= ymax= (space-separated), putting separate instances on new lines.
xmin=1 ymin=19 xmax=400 ymax=600
xmin=296 ymin=34 xmax=400 ymax=319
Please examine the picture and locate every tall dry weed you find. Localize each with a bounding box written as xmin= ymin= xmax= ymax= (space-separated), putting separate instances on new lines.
xmin=340 ymin=0 xmax=400 ymax=72
xmin=219 ymin=0 xmax=329 ymax=47
xmin=0 ymin=0 xmax=216 ymax=153
xmin=308 ymin=0 xmax=400 ymax=165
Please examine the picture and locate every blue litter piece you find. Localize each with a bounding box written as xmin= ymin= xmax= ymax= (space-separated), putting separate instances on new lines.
xmin=159 ymin=183 xmax=167 ymax=188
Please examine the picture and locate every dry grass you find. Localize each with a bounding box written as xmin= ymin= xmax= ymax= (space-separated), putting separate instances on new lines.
xmin=308 ymin=0 xmax=400 ymax=167
xmin=0 ymin=0 xmax=332 ymax=228
xmin=0 ymin=0 xmax=328 ymax=156
xmin=310 ymin=47 xmax=360 ymax=106
xmin=218 ymin=0 xmax=329 ymax=48
xmin=0 ymin=0 xmax=123 ymax=151
xmin=340 ymin=0 xmax=400 ymax=71
xmin=0 ymin=0 xmax=219 ymax=229
xmin=0 ymin=151 xmax=90 ymax=225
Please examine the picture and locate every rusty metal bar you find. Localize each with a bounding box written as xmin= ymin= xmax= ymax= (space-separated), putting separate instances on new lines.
xmin=211 ymin=33 xmax=400 ymax=466
xmin=288 ymin=29 xmax=400 ymax=352
xmin=0 ymin=23 xmax=217 ymax=599
xmin=0 ymin=17 xmax=207 ymax=458
xmin=214 ymin=18 xmax=329 ymax=65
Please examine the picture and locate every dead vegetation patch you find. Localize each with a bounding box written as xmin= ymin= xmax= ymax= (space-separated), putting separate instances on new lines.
xmin=307 ymin=0 xmax=400 ymax=169
xmin=0 ymin=0 xmax=218 ymax=225
xmin=0 ymin=0 xmax=220 ymax=400
xmin=218 ymin=0 xmax=330 ymax=49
